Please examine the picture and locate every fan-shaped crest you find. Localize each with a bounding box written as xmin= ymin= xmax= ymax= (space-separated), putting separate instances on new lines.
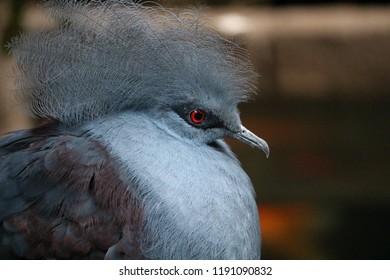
xmin=8 ymin=0 xmax=257 ymax=124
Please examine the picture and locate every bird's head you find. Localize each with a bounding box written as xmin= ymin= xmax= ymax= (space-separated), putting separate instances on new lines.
xmin=8 ymin=0 xmax=269 ymax=156
xmin=156 ymin=92 xmax=269 ymax=157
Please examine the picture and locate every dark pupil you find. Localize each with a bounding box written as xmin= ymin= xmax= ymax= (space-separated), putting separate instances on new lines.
xmin=194 ymin=112 xmax=203 ymax=121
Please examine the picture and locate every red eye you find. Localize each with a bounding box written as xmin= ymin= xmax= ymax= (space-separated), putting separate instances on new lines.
xmin=190 ymin=109 xmax=206 ymax=124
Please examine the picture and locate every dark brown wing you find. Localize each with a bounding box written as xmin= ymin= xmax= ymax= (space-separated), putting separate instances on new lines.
xmin=0 ymin=123 xmax=144 ymax=259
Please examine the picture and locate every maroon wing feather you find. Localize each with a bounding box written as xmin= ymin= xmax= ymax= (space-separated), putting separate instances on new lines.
xmin=0 ymin=123 xmax=145 ymax=259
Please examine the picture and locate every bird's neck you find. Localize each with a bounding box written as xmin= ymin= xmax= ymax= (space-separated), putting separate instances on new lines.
xmin=84 ymin=112 xmax=260 ymax=259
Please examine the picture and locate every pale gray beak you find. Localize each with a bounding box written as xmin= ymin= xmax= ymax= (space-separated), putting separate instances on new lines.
xmin=234 ymin=125 xmax=270 ymax=158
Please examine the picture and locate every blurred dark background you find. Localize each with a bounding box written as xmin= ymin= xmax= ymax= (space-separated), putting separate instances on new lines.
xmin=0 ymin=0 xmax=389 ymax=259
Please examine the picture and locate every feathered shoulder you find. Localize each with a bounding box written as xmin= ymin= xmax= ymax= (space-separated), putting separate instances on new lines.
xmin=8 ymin=0 xmax=257 ymax=125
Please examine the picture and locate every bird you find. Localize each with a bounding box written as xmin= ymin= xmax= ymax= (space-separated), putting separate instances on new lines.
xmin=0 ymin=0 xmax=269 ymax=260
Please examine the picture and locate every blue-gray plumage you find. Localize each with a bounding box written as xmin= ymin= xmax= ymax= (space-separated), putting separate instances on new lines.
xmin=0 ymin=0 xmax=269 ymax=259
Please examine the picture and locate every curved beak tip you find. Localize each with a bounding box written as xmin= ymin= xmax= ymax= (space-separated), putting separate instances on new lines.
xmin=263 ymin=144 xmax=270 ymax=158
xmin=234 ymin=125 xmax=270 ymax=158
